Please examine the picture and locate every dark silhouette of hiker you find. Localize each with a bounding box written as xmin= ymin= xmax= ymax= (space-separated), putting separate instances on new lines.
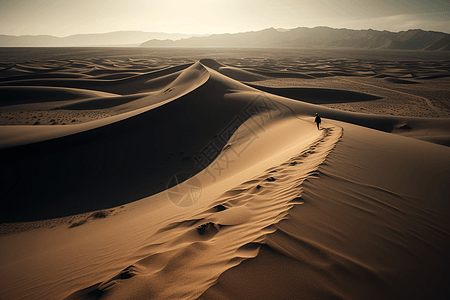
xmin=314 ymin=113 xmax=321 ymax=130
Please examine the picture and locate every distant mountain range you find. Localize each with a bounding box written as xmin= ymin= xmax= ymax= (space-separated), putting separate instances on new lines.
xmin=1 ymin=27 xmax=448 ymax=50
xmin=0 ymin=31 xmax=205 ymax=47
xmin=140 ymin=27 xmax=450 ymax=51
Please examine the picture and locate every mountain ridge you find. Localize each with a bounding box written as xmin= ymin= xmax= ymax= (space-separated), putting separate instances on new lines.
xmin=140 ymin=27 xmax=450 ymax=51
xmin=1 ymin=27 xmax=448 ymax=50
xmin=0 ymin=31 xmax=206 ymax=47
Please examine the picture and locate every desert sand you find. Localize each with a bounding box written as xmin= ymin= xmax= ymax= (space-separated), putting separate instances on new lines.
xmin=0 ymin=48 xmax=449 ymax=300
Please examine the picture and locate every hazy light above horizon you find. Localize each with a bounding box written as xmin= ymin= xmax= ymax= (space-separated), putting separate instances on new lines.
xmin=0 ymin=0 xmax=449 ymax=36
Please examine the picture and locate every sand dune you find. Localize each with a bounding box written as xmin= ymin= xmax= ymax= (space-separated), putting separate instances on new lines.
xmin=0 ymin=49 xmax=449 ymax=300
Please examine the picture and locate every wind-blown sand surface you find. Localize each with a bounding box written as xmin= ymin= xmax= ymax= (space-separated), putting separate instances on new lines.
xmin=0 ymin=48 xmax=449 ymax=300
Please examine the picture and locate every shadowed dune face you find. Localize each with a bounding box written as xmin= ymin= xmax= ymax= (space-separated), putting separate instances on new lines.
xmin=0 ymin=62 xmax=263 ymax=222
xmin=0 ymin=49 xmax=449 ymax=300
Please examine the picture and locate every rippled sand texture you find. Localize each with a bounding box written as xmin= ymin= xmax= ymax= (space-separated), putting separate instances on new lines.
xmin=0 ymin=49 xmax=449 ymax=300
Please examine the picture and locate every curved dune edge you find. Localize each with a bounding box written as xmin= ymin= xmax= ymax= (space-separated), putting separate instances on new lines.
xmin=1 ymin=62 xmax=293 ymax=223
xmin=0 ymin=62 xmax=209 ymax=149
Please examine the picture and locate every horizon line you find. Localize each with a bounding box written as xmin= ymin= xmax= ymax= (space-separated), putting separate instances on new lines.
xmin=1 ymin=26 xmax=449 ymax=38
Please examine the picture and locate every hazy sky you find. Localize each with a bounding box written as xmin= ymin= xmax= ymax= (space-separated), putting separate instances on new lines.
xmin=0 ymin=0 xmax=449 ymax=36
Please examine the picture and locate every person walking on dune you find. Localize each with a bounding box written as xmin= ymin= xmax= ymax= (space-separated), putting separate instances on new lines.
xmin=314 ymin=113 xmax=321 ymax=130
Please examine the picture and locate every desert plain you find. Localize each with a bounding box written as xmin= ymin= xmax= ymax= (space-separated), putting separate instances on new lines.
xmin=0 ymin=47 xmax=449 ymax=300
